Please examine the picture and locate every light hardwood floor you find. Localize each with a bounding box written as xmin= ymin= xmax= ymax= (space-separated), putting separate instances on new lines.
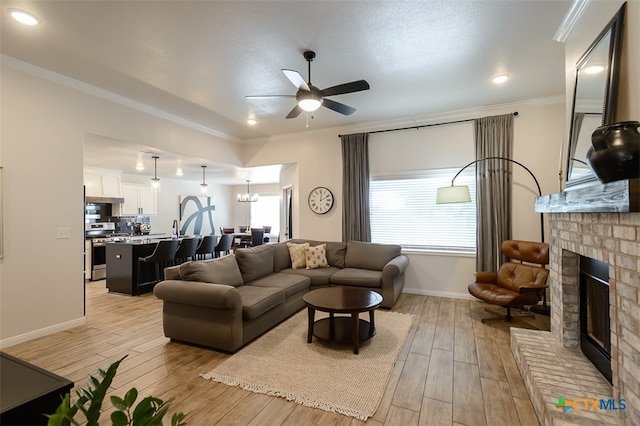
xmin=4 ymin=280 xmax=549 ymax=425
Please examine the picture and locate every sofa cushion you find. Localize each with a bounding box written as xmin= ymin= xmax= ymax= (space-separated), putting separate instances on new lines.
xmin=305 ymin=244 xmax=328 ymax=269
xmin=178 ymin=256 xmax=243 ymax=287
xmin=250 ymin=273 xmax=310 ymax=297
xmin=273 ymin=243 xmax=292 ymax=272
xmin=330 ymin=268 xmax=383 ymax=288
xmin=236 ymin=285 xmax=285 ymax=320
xmin=287 ymin=242 xmax=309 ymax=269
xmin=345 ymin=241 xmax=401 ymax=271
xmin=235 ymin=245 xmax=274 ymax=283
xmin=325 ymin=242 xmax=347 ymax=268
xmin=288 ymin=239 xmax=346 ymax=268
xmin=279 ymin=267 xmax=340 ymax=287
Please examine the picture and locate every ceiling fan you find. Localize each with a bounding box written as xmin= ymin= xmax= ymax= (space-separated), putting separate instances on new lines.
xmin=246 ymin=50 xmax=370 ymax=119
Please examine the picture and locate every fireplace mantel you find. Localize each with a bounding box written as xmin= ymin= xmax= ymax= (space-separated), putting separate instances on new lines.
xmin=535 ymin=178 xmax=639 ymax=213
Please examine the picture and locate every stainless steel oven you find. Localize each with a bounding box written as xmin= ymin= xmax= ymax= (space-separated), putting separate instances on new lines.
xmin=85 ymin=223 xmax=117 ymax=281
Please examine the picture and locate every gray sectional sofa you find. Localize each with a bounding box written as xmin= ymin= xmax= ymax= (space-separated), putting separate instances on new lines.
xmin=153 ymin=239 xmax=409 ymax=352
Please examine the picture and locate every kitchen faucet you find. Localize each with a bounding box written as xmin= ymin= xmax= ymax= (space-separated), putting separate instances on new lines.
xmin=172 ymin=219 xmax=180 ymax=239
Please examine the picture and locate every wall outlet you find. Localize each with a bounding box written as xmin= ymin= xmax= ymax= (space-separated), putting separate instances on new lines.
xmin=57 ymin=227 xmax=71 ymax=239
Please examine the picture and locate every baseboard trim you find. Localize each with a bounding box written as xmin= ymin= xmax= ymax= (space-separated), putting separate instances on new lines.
xmin=0 ymin=317 xmax=86 ymax=349
xmin=402 ymin=288 xmax=475 ymax=301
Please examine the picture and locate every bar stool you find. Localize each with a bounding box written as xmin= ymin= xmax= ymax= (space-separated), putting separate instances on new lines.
xmin=214 ymin=234 xmax=234 ymax=257
xmin=138 ymin=239 xmax=179 ymax=293
xmin=195 ymin=235 xmax=217 ymax=260
xmin=173 ymin=237 xmax=199 ymax=265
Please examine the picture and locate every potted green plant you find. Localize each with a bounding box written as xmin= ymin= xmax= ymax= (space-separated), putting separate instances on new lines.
xmin=46 ymin=355 xmax=186 ymax=426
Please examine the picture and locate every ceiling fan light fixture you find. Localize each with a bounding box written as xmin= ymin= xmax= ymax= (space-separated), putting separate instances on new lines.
xmin=297 ymin=91 xmax=323 ymax=112
xmin=298 ymin=98 xmax=322 ymax=112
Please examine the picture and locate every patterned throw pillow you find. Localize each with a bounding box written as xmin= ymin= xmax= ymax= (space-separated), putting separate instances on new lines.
xmin=287 ymin=242 xmax=309 ymax=269
xmin=305 ymin=244 xmax=329 ymax=269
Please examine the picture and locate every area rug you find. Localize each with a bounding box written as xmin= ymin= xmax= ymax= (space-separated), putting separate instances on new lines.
xmin=200 ymin=309 xmax=413 ymax=420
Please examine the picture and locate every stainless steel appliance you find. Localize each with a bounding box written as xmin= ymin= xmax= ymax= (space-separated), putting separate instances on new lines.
xmin=85 ymin=222 xmax=127 ymax=281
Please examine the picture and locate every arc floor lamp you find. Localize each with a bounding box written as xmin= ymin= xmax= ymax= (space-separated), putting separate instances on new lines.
xmin=436 ymin=156 xmax=544 ymax=243
xmin=436 ymin=156 xmax=548 ymax=314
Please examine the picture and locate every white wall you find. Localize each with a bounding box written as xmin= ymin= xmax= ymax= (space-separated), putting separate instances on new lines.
xmin=243 ymin=100 xmax=566 ymax=298
xmin=244 ymin=129 xmax=344 ymax=241
xmin=0 ymin=55 xmax=568 ymax=347
xmin=0 ymin=61 xmax=243 ymax=347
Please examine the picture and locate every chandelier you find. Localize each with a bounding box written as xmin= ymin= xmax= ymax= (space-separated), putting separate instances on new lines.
xmin=237 ymin=180 xmax=258 ymax=203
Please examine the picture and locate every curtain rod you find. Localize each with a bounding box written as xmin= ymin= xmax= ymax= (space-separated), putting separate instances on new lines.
xmin=338 ymin=111 xmax=518 ymax=137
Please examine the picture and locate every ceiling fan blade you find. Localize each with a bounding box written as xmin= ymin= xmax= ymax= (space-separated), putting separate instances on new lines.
xmin=320 ymin=80 xmax=370 ymax=97
xmin=285 ymin=104 xmax=303 ymax=119
xmin=282 ymin=69 xmax=310 ymax=91
xmin=246 ymin=94 xmax=296 ymax=99
xmin=322 ymin=98 xmax=356 ymax=116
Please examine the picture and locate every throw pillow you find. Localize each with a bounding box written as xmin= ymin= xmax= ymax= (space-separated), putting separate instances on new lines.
xmin=305 ymin=244 xmax=329 ymax=269
xmin=287 ymin=242 xmax=309 ymax=269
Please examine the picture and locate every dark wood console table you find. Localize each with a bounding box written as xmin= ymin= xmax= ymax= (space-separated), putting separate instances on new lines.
xmin=0 ymin=352 xmax=73 ymax=425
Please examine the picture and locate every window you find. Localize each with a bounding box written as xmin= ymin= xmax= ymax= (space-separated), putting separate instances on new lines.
xmin=370 ymin=168 xmax=476 ymax=252
xmin=250 ymin=195 xmax=280 ymax=236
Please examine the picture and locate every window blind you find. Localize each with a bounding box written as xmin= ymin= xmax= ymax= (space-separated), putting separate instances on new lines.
xmin=370 ymin=168 xmax=477 ymax=252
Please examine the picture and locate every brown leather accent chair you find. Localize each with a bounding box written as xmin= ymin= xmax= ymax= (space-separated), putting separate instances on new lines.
xmin=468 ymin=240 xmax=549 ymax=322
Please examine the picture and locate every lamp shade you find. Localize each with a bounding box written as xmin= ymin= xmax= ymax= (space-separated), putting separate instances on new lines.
xmin=436 ymin=185 xmax=471 ymax=204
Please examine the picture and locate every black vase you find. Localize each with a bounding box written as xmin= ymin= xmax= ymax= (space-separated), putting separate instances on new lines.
xmin=586 ymin=121 xmax=640 ymax=183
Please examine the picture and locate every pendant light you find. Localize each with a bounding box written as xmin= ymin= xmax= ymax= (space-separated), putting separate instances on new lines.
xmin=237 ymin=180 xmax=258 ymax=202
xmin=200 ymin=165 xmax=208 ymax=195
xmin=150 ymin=155 xmax=161 ymax=192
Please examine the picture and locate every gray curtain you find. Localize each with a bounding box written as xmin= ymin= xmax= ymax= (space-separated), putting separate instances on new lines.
xmin=474 ymin=114 xmax=514 ymax=271
xmin=341 ymin=133 xmax=371 ymax=242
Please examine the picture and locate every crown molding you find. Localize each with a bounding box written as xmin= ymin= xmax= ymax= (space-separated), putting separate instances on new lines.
xmin=553 ymin=0 xmax=591 ymax=42
xmin=0 ymin=54 xmax=242 ymax=144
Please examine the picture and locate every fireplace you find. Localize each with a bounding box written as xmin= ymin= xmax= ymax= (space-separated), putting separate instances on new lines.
xmin=579 ymin=255 xmax=611 ymax=384
xmin=511 ymin=209 xmax=640 ymax=425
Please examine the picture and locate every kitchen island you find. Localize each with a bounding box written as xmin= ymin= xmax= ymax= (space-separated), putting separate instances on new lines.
xmin=105 ymin=239 xmax=164 ymax=295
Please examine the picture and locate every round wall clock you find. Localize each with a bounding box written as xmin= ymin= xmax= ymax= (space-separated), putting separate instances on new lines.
xmin=308 ymin=186 xmax=334 ymax=214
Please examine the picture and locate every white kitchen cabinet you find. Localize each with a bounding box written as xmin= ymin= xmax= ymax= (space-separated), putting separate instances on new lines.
xmin=84 ymin=171 xmax=122 ymax=197
xmin=118 ymin=183 xmax=157 ymax=215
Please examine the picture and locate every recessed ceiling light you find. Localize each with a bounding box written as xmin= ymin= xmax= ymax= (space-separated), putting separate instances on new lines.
xmin=492 ymin=74 xmax=510 ymax=84
xmin=135 ymin=161 xmax=144 ymax=171
xmin=247 ymin=118 xmax=257 ymax=126
xmin=9 ymin=9 xmax=40 ymax=26
xmin=176 ymin=167 xmax=184 ymax=176
xmin=584 ymin=65 xmax=605 ymax=74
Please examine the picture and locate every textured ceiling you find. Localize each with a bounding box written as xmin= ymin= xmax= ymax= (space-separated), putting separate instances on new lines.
xmin=0 ymin=0 xmax=572 ymax=182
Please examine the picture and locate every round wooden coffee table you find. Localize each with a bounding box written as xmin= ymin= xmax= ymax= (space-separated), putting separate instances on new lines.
xmin=303 ymin=287 xmax=383 ymax=354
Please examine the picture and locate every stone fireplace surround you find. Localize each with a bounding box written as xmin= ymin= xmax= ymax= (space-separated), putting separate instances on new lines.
xmin=512 ymin=211 xmax=640 ymax=425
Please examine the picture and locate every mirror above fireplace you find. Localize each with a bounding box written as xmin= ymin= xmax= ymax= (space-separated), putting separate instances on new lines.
xmin=565 ymin=3 xmax=626 ymax=188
